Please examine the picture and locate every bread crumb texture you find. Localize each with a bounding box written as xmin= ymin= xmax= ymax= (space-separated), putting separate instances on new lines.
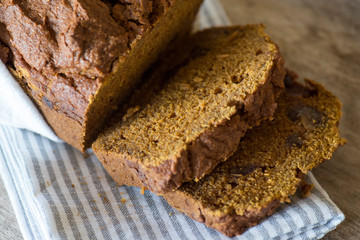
xmin=95 ymin=25 xmax=282 ymax=167
xmin=178 ymin=76 xmax=342 ymax=217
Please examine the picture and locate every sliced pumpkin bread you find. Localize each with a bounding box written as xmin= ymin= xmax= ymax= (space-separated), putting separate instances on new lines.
xmin=93 ymin=25 xmax=286 ymax=194
xmin=164 ymin=72 xmax=344 ymax=236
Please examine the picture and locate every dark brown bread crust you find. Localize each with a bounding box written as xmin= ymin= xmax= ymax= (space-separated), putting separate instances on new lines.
xmin=93 ymin=25 xmax=286 ymax=194
xmin=165 ymin=190 xmax=281 ymax=236
xmin=7 ymin=67 xmax=84 ymax=150
xmin=0 ymin=1 xmax=176 ymax=118
xmin=0 ymin=41 xmax=9 ymax=64
xmin=1 ymin=0 xmax=137 ymax=119
xmin=1 ymin=0 xmax=203 ymax=151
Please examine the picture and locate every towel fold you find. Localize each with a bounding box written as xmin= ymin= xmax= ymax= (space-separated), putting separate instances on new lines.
xmin=0 ymin=63 xmax=61 ymax=142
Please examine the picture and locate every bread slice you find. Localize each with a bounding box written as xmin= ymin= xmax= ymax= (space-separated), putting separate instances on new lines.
xmin=0 ymin=0 xmax=203 ymax=151
xmin=164 ymin=72 xmax=344 ymax=237
xmin=93 ymin=25 xmax=286 ymax=194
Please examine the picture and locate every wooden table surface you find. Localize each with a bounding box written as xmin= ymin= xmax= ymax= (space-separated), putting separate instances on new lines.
xmin=1 ymin=0 xmax=359 ymax=239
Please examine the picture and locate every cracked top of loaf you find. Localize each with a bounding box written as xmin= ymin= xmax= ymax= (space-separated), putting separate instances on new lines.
xmin=0 ymin=0 xmax=175 ymax=120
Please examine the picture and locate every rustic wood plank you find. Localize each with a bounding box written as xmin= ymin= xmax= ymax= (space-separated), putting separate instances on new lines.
xmin=220 ymin=0 xmax=360 ymax=239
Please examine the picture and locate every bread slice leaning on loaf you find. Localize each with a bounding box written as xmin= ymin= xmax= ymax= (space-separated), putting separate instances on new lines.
xmin=164 ymin=73 xmax=344 ymax=237
xmin=0 ymin=0 xmax=203 ymax=151
xmin=93 ymin=25 xmax=286 ymax=194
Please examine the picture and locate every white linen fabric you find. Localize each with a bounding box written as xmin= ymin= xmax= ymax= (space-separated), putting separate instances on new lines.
xmin=0 ymin=63 xmax=61 ymax=142
xmin=0 ymin=0 xmax=344 ymax=239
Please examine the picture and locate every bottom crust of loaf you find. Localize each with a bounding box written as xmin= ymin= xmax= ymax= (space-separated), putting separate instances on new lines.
xmin=164 ymin=190 xmax=282 ymax=237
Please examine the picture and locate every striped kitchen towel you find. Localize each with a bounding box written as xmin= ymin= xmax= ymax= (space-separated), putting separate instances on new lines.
xmin=0 ymin=0 xmax=344 ymax=239
xmin=0 ymin=125 xmax=345 ymax=240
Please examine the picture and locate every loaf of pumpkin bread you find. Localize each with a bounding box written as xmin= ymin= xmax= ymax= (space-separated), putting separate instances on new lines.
xmin=0 ymin=0 xmax=203 ymax=151
xmin=93 ymin=25 xmax=286 ymax=194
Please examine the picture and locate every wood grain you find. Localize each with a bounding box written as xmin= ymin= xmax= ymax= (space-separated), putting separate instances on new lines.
xmin=219 ymin=0 xmax=360 ymax=239
xmin=0 ymin=1 xmax=359 ymax=239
